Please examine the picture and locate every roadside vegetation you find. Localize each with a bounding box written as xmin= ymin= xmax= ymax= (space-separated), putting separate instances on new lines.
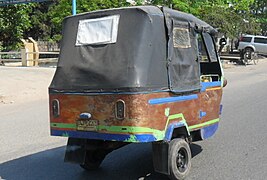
xmin=0 ymin=0 xmax=266 ymax=51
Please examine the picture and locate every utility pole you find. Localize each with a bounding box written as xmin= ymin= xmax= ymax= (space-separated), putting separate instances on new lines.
xmin=72 ymin=0 xmax=76 ymax=15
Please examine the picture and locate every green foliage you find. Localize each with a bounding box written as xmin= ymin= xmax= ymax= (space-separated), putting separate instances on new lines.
xmin=0 ymin=4 xmax=35 ymax=50
xmin=251 ymin=0 xmax=267 ymax=35
xmin=26 ymin=2 xmax=55 ymax=41
xmin=0 ymin=2 xmax=57 ymax=50
xmin=200 ymin=3 xmax=260 ymax=38
xmin=0 ymin=0 xmax=266 ymax=51
xmin=150 ymin=0 xmax=261 ymax=37
xmin=48 ymin=0 xmax=130 ymax=41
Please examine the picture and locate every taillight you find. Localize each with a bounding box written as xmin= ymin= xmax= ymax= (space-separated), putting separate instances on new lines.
xmin=115 ymin=100 xmax=125 ymax=120
xmin=52 ymin=99 xmax=60 ymax=118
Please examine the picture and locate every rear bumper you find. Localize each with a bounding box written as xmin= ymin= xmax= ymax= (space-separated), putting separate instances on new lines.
xmin=51 ymin=129 xmax=157 ymax=143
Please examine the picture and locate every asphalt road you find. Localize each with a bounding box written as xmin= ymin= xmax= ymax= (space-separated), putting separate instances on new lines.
xmin=1 ymin=61 xmax=267 ymax=180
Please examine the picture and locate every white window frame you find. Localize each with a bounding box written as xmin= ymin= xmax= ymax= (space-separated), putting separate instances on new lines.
xmin=76 ymin=15 xmax=120 ymax=46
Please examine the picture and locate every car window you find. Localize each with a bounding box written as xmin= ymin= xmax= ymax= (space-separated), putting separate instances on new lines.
xmin=240 ymin=37 xmax=252 ymax=42
xmin=254 ymin=37 xmax=267 ymax=44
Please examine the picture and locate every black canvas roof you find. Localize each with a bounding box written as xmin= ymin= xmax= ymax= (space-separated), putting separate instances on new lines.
xmin=49 ymin=6 xmax=216 ymax=93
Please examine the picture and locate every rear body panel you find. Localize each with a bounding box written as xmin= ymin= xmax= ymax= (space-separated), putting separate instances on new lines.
xmin=50 ymin=82 xmax=222 ymax=142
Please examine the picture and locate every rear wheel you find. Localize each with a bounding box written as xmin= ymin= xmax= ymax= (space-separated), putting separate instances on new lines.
xmin=168 ymin=138 xmax=191 ymax=180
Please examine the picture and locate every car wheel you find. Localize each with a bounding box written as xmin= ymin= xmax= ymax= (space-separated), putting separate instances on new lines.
xmin=168 ymin=138 xmax=191 ymax=180
xmin=244 ymin=48 xmax=254 ymax=64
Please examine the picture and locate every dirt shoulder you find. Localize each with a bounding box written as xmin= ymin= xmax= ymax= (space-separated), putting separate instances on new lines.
xmin=0 ymin=66 xmax=55 ymax=107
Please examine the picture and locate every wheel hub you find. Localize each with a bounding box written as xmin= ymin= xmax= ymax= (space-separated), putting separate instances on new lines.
xmin=176 ymin=148 xmax=188 ymax=172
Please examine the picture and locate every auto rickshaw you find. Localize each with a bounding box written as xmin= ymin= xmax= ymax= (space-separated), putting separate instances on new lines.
xmin=49 ymin=6 xmax=226 ymax=180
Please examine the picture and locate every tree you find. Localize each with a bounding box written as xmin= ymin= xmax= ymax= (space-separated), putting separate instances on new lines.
xmin=0 ymin=0 xmax=265 ymax=51
xmin=149 ymin=0 xmax=205 ymax=15
xmin=199 ymin=2 xmax=260 ymax=38
xmin=25 ymin=1 xmax=55 ymax=41
xmin=0 ymin=4 xmax=35 ymax=50
xmin=48 ymin=0 xmax=130 ymax=41
xmin=150 ymin=0 xmax=260 ymax=37
xmin=251 ymin=0 xmax=267 ymax=35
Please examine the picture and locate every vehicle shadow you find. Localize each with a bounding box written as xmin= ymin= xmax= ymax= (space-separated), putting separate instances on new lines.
xmin=191 ymin=143 xmax=203 ymax=158
xmin=0 ymin=143 xmax=202 ymax=180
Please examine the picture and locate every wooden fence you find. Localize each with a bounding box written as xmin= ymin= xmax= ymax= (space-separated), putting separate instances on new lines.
xmin=0 ymin=49 xmax=59 ymax=66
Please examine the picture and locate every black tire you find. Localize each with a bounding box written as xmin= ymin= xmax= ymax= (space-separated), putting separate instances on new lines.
xmin=244 ymin=48 xmax=253 ymax=65
xmin=80 ymin=150 xmax=106 ymax=171
xmin=168 ymin=138 xmax=191 ymax=180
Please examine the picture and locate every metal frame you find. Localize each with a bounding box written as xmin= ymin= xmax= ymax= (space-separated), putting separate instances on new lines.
xmin=0 ymin=0 xmax=48 ymax=5
xmin=0 ymin=0 xmax=77 ymax=16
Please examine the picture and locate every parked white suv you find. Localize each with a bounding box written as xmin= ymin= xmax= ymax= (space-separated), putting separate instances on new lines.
xmin=238 ymin=35 xmax=267 ymax=56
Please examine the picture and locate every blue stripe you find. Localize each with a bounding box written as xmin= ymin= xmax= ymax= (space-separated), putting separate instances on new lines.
xmin=164 ymin=122 xmax=186 ymax=141
xmin=148 ymin=94 xmax=198 ymax=105
xmin=200 ymin=123 xmax=219 ymax=139
xmin=219 ymin=104 xmax=223 ymax=115
xmin=51 ymin=130 xmax=156 ymax=142
xmin=201 ymin=81 xmax=221 ymax=91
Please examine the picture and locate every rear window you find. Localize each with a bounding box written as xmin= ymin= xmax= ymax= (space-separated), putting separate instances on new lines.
xmin=240 ymin=37 xmax=252 ymax=42
xmin=254 ymin=38 xmax=267 ymax=44
xmin=76 ymin=15 xmax=120 ymax=46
